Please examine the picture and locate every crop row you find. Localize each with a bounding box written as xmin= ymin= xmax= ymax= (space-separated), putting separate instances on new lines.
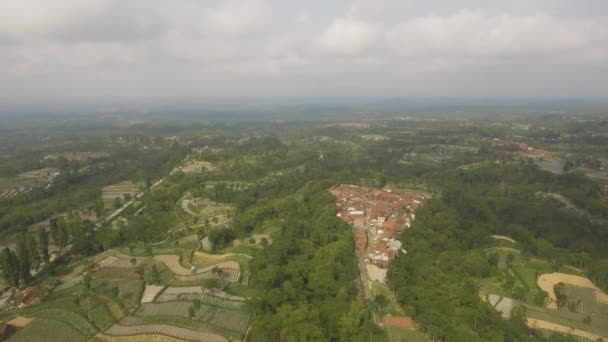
xmin=9 ymin=318 xmax=86 ymax=342
xmin=105 ymin=323 xmax=229 ymax=342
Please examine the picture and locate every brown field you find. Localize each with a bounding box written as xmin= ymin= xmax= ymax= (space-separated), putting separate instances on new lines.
xmin=6 ymin=316 xmax=33 ymax=327
xmin=538 ymin=273 xmax=608 ymax=309
xmin=527 ymin=318 xmax=607 ymax=341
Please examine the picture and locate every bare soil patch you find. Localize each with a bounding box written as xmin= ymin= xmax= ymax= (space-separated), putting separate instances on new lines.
xmin=6 ymin=316 xmax=33 ymax=327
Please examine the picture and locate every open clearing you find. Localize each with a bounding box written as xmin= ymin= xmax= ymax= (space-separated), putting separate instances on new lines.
xmin=538 ymin=273 xmax=608 ymax=309
xmin=527 ymin=318 xmax=607 ymax=341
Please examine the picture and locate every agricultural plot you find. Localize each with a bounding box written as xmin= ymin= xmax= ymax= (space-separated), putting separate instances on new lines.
xmin=95 ymin=267 xmax=139 ymax=279
xmin=99 ymin=254 xmax=146 ymax=269
xmin=385 ymin=326 xmax=431 ymax=342
xmin=174 ymin=160 xmax=215 ymax=174
xmin=141 ymin=285 xmax=165 ymax=303
xmin=30 ymin=308 xmax=98 ymax=336
xmin=519 ymin=301 xmax=608 ymax=338
xmin=156 ymin=286 xmax=204 ymax=302
xmin=18 ymin=168 xmax=59 ymax=183
xmin=0 ymin=187 xmax=26 ymax=198
xmin=181 ymin=197 xmax=234 ymax=228
xmin=154 ymin=255 xmax=240 ymax=282
xmin=199 ymin=295 xmax=245 ymax=310
xmin=97 ymin=334 xmax=187 ymax=342
xmin=137 ymin=302 xmax=192 ymax=317
xmin=538 ymin=273 xmax=607 ymax=310
xmin=206 ymin=307 xmax=249 ymax=333
xmin=91 ymin=304 xmax=117 ymax=331
xmin=175 ymin=267 xmax=240 ymax=283
xmin=105 ymin=323 xmax=228 ymax=342
xmin=92 ymin=278 xmax=144 ymax=310
xmin=102 ymin=181 xmax=141 ymax=206
xmin=528 ymin=318 xmax=607 ymax=342
xmin=8 ymin=318 xmax=86 ymax=342
xmin=55 ymin=275 xmax=84 ymax=291
xmin=561 ymin=285 xmax=608 ymax=316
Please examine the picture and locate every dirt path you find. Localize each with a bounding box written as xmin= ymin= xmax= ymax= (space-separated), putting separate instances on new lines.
xmin=527 ymin=318 xmax=607 ymax=341
xmin=490 ymin=235 xmax=516 ymax=244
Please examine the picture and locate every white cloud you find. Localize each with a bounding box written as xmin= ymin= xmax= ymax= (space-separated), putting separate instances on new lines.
xmin=202 ymin=0 xmax=272 ymax=37
xmin=385 ymin=10 xmax=596 ymax=60
xmin=318 ymin=18 xmax=375 ymax=55
xmin=0 ymin=0 xmax=607 ymax=100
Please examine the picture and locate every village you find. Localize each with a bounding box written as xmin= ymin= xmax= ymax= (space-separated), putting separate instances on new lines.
xmin=331 ymin=185 xmax=427 ymax=282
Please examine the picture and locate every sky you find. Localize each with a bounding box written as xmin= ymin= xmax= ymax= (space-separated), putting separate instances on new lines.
xmin=1 ymin=0 xmax=607 ymax=104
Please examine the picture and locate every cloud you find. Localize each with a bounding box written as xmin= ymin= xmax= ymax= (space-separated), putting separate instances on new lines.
xmin=318 ymin=18 xmax=375 ymax=55
xmin=0 ymin=0 xmax=607 ymax=100
xmin=202 ymin=0 xmax=272 ymax=37
xmin=385 ymin=10 xmax=597 ymax=60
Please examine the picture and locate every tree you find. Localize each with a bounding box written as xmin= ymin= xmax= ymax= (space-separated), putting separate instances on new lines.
xmin=26 ymin=232 xmax=40 ymax=270
xmin=111 ymin=286 xmax=119 ymax=298
xmin=339 ymin=301 xmax=367 ymax=341
xmin=113 ymin=197 xmax=122 ymax=209
xmin=0 ymin=248 xmax=19 ymax=287
xmin=38 ymin=228 xmax=50 ymax=264
xmin=150 ymin=265 xmax=161 ymax=284
xmin=15 ymin=233 xmax=31 ymax=285
xmin=82 ymin=273 xmax=92 ymax=289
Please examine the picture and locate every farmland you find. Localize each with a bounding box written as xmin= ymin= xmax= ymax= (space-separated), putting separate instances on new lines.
xmin=483 ymin=241 xmax=608 ymax=340
xmin=102 ymin=181 xmax=141 ymax=208
xmin=8 ymin=318 xmax=86 ymax=342
xmin=105 ymin=323 xmax=228 ymax=342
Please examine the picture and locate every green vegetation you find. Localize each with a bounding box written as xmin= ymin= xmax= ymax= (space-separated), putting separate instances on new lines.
xmin=1 ymin=113 xmax=607 ymax=341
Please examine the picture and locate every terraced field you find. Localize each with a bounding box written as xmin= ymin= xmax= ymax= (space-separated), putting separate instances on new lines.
xmin=105 ymin=323 xmax=228 ymax=342
xmin=137 ymin=302 xmax=192 ymax=317
xmin=102 ymin=181 xmax=140 ymax=206
xmin=154 ymin=255 xmax=241 ymax=282
xmin=9 ymin=318 xmax=87 ymax=342
xmin=385 ymin=326 xmax=431 ymax=342
xmin=29 ymin=308 xmax=98 ymax=336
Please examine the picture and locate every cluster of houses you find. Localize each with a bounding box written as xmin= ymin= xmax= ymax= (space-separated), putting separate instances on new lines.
xmin=331 ymin=185 xmax=426 ymax=268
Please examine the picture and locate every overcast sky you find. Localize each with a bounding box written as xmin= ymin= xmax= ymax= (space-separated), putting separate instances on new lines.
xmin=1 ymin=0 xmax=607 ymax=104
